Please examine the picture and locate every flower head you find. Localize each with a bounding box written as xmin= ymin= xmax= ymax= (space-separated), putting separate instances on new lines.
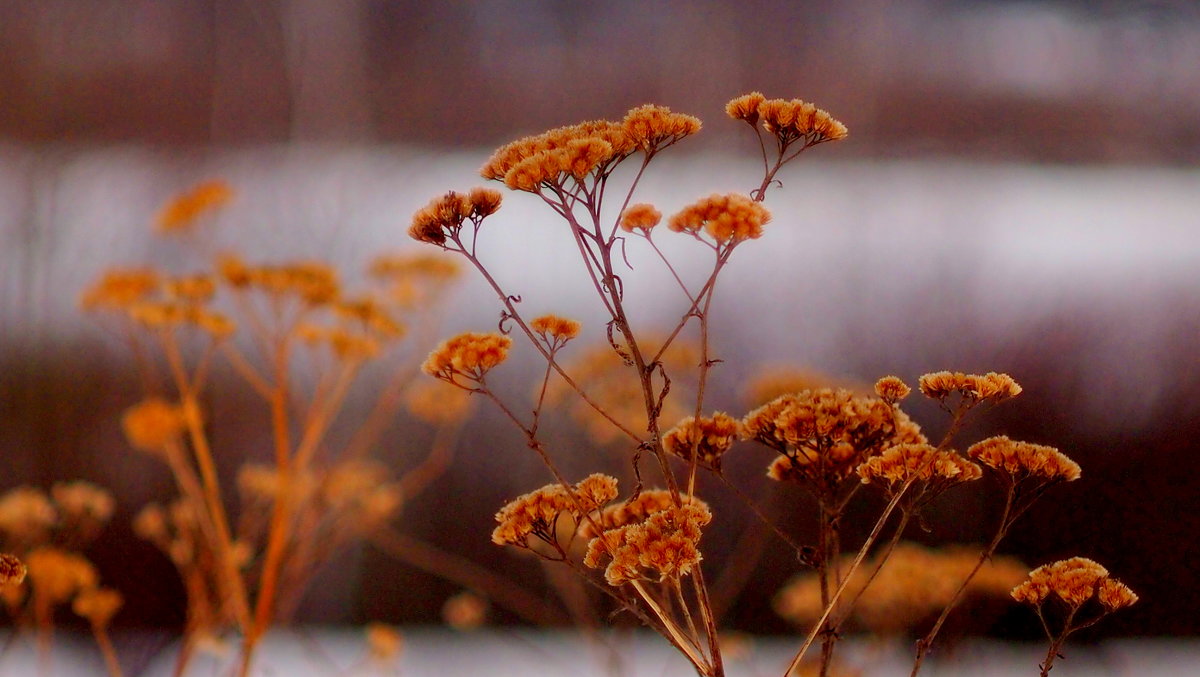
xmin=662 ymin=413 xmax=741 ymax=472
xmin=0 ymin=554 xmax=26 ymax=588
xmin=73 ymin=587 xmax=123 ymax=627
xmin=122 ymin=398 xmax=187 ymax=454
xmin=619 ymin=203 xmax=663 ymax=234
xmin=492 ymin=475 xmax=619 ymax=551
xmin=725 ymin=92 xmax=766 ymax=123
xmin=918 ymin=371 xmax=1022 ymax=404
xmin=80 ymin=268 xmax=161 ymax=310
xmin=1011 ymin=557 xmax=1137 ymax=612
xmin=584 ymin=502 xmax=711 ymax=586
xmin=423 ymin=332 xmax=513 ymax=385
xmin=756 ymin=98 xmax=848 ymax=143
xmin=967 ymin=436 xmax=1081 ymax=483
xmin=874 ymin=376 xmax=911 ymax=404
xmin=857 ymin=443 xmax=982 ymax=499
xmin=530 ymin=314 xmax=582 ymax=345
xmin=669 ymin=193 xmax=770 ymax=244
xmin=409 ymin=189 xmax=502 ymax=245
xmin=156 ymin=180 xmax=233 ymax=233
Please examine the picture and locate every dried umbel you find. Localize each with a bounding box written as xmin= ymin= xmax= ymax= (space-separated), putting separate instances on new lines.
xmin=1011 ymin=557 xmax=1137 ymax=612
xmin=967 ymin=436 xmax=1081 ymax=483
xmin=529 ymin=314 xmax=582 ymax=345
xmin=743 ymin=388 xmax=926 ymax=490
xmin=669 ymin=193 xmax=771 ymax=244
xmin=619 ymin=203 xmax=663 ymax=234
xmin=874 ymin=376 xmax=912 ymax=404
xmin=580 ymin=490 xmax=711 ymax=540
xmin=24 ymin=547 xmax=98 ymax=605
xmin=121 ymin=398 xmax=188 ymax=454
xmin=584 ymin=502 xmax=712 ymax=586
xmin=662 ymin=413 xmax=741 ymax=473
xmin=480 ymin=104 xmax=699 ymax=193
xmin=422 ymin=332 xmax=513 ymax=385
xmin=0 ymin=553 xmax=26 ymax=587
xmin=918 ymin=371 xmax=1022 ymax=404
xmin=858 ymin=443 xmax=982 ymax=497
xmin=79 ymin=268 xmax=161 ymax=310
xmin=726 ymin=93 xmax=848 ymax=143
xmin=775 ymin=542 xmax=1026 ymax=637
xmin=72 ymin=587 xmax=124 ymax=627
xmin=0 ymin=487 xmax=58 ymax=543
xmin=156 ymin=180 xmax=234 ymax=233
xmin=491 ymin=474 xmax=619 ymax=551
xmin=408 ymin=188 xmax=503 ymax=246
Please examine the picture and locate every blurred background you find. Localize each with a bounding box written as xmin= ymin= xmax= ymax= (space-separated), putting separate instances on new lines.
xmin=2 ymin=0 xmax=1198 ymax=651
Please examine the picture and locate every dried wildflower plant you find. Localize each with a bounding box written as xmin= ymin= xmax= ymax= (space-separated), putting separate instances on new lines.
xmin=400 ymin=93 xmax=1110 ymax=677
xmin=82 ymin=181 xmax=478 ymax=676
xmin=1011 ymin=557 xmax=1137 ymax=676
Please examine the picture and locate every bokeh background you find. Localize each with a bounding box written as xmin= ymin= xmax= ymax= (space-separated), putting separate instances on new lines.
xmin=2 ymin=0 xmax=1198 ymax=648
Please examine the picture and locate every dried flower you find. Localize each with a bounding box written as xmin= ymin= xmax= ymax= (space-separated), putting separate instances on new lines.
xmin=442 ymin=591 xmax=489 ymax=631
xmin=80 ymin=268 xmax=161 ymax=310
xmin=156 ymin=180 xmax=233 ymax=233
xmin=121 ymin=398 xmax=187 ymax=453
xmin=409 ymin=189 xmax=502 ymax=245
xmin=51 ymin=481 xmax=116 ymax=524
xmin=621 ymin=104 xmax=701 ymax=151
xmin=743 ymin=389 xmax=926 ymax=489
xmin=492 ymin=475 xmax=619 ymax=551
xmin=584 ymin=503 xmax=711 ymax=586
xmin=858 ymin=443 xmax=982 ymax=493
xmin=73 ymin=587 xmax=123 ymax=627
xmin=0 ymin=554 xmax=27 ymax=587
xmin=918 ymin=371 xmax=1022 ymax=404
xmin=24 ymin=547 xmax=98 ymax=604
xmin=662 ymin=413 xmax=741 ymax=472
xmin=725 ymin=92 xmax=766 ymax=123
xmin=1011 ymin=557 xmax=1137 ymax=612
xmin=967 ymin=436 xmax=1081 ymax=483
xmin=581 ymin=489 xmax=710 ymax=539
xmin=530 ymin=314 xmax=582 ymax=344
xmin=669 ymin=193 xmax=770 ymax=244
xmin=756 ymin=98 xmax=848 ymax=143
xmin=619 ymin=203 xmax=663 ymax=233
xmin=423 ymin=332 xmax=513 ymax=384
xmin=0 ymin=487 xmax=58 ymax=541
xmin=874 ymin=376 xmax=911 ymax=404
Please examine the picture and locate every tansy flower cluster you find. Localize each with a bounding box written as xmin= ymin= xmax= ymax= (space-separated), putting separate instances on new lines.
xmin=407 ymin=188 xmax=503 ymax=246
xmin=857 ymin=443 xmax=982 ymax=496
xmin=918 ymin=371 xmax=1023 ymax=404
xmin=580 ymin=490 xmax=711 ymax=540
xmin=480 ymin=105 xmax=700 ymax=193
xmin=662 ymin=413 xmax=741 ymax=473
xmin=584 ymin=503 xmax=712 ymax=586
xmin=742 ymin=389 xmax=926 ymax=488
xmin=530 ymin=314 xmax=582 ymax=346
xmin=966 ymin=436 xmax=1082 ymax=483
xmin=156 ymin=180 xmax=234 ymax=233
xmin=669 ymin=193 xmax=770 ymax=244
xmin=492 ymin=474 xmax=620 ymax=551
xmin=423 ymin=332 xmax=513 ymax=385
xmin=619 ymin=203 xmax=663 ymax=234
xmin=775 ymin=542 xmax=1027 ymax=637
xmin=726 ymin=93 xmax=849 ymax=144
xmin=1011 ymin=557 xmax=1138 ymax=612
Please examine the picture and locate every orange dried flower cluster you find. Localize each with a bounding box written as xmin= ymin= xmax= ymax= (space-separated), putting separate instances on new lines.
xmin=580 ymin=489 xmax=711 ymax=540
xmin=874 ymin=376 xmax=912 ymax=404
xmin=662 ymin=413 xmax=741 ymax=472
xmin=404 ymin=381 xmax=475 ymax=425
xmin=480 ymin=105 xmax=699 ymax=192
xmin=1011 ymin=557 xmax=1138 ymax=611
xmin=584 ymin=503 xmax=711 ymax=586
xmin=918 ymin=371 xmax=1022 ymax=403
xmin=423 ymin=332 xmax=513 ymax=384
xmin=369 ymin=252 xmax=461 ymax=308
xmin=967 ymin=436 xmax=1081 ymax=482
xmin=79 ymin=268 xmax=161 ymax=310
xmin=726 ymin=93 xmax=848 ymax=143
xmin=619 ymin=203 xmax=663 ymax=233
xmin=0 ymin=553 xmax=26 ymax=587
xmin=742 ymin=389 xmax=926 ymax=487
xmin=857 ymin=443 xmax=982 ymax=491
xmin=491 ymin=474 xmax=619 ymax=550
xmin=73 ymin=587 xmax=124 ymax=627
xmin=776 ymin=542 xmax=1026 ymax=636
xmin=217 ymin=254 xmax=340 ymax=305
xmin=24 ymin=546 xmax=99 ymax=604
xmin=530 ymin=314 xmax=582 ymax=344
xmin=121 ymin=398 xmax=188 ymax=454
xmin=408 ymin=188 xmax=503 ymax=246
xmin=156 ymin=180 xmax=234 ymax=233
xmin=669 ymin=193 xmax=770 ymax=244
